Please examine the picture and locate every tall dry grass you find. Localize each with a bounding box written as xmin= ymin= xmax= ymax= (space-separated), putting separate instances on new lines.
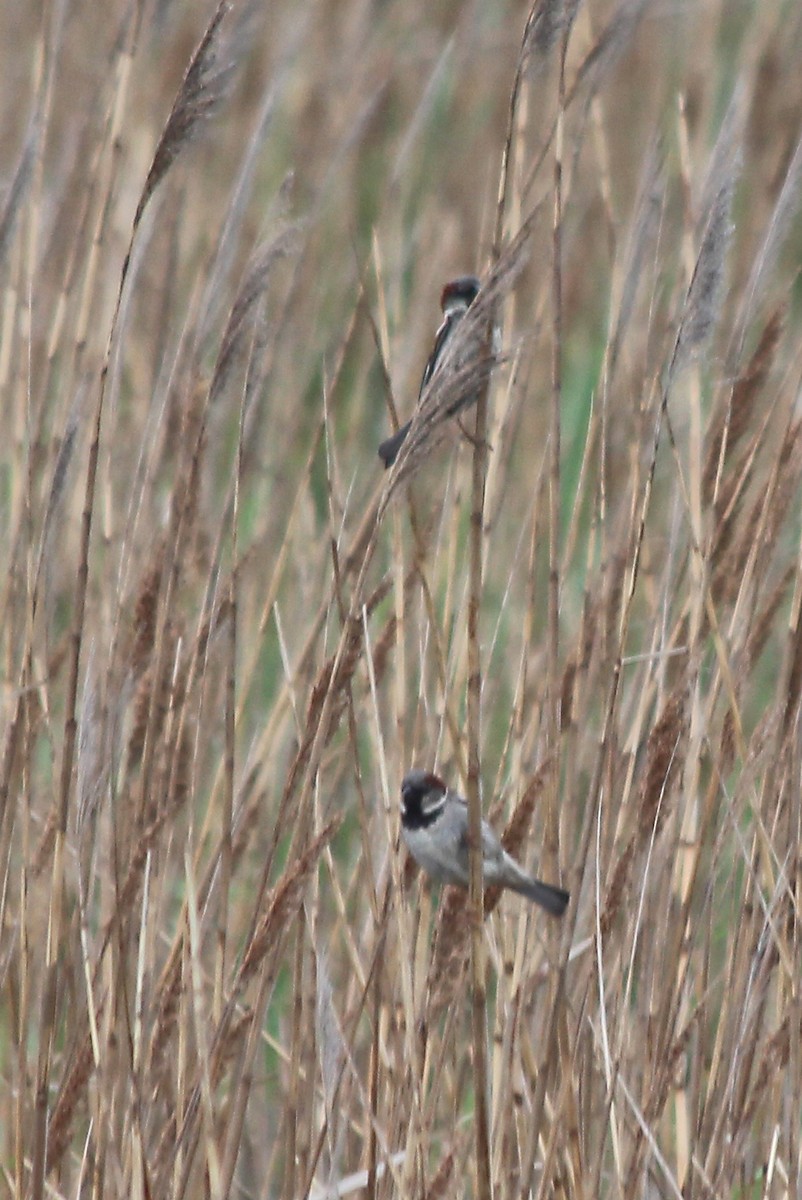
xmin=2 ymin=0 xmax=802 ymax=1196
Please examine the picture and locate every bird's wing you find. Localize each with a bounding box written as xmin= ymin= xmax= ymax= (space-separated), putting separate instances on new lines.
xmin=450 ymin=797 xmax=507 ymax=878
xmin=479 ymin=818 xmax=506 ymax=870
xmin=418 ymin=313 xmax=457 ymax=397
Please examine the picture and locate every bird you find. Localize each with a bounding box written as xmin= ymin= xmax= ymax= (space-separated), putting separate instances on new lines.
xmin=399 ymin=769 xmax=569 ymax=917
xmin=378 ymin=274 xmax=482 ymax=468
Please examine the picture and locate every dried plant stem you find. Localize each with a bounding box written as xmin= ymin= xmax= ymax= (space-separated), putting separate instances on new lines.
xmin=31 ymin=16 xmax=143 ymax=1199
xmin=459 ymin=8 xmax=539 ymax=1195
xmin=467 ymin=364 xmax=491 ymax=1200
xmin=547 ymin=30 xmax=566 ymax=795
xmin=215 ymin=375 xmax=247 ymax=1023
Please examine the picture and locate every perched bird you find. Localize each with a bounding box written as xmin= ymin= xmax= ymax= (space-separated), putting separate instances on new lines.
xmin=399 ymin=769 xmax=569 ymax=917
xmin=378 ymin=274 xmax=482 ymax=468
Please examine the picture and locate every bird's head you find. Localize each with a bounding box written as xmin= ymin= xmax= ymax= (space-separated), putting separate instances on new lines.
xmin=440 ymin=275 xmax=480 ymax=316
xmin=400 ymin=769 xmax=448 ymax=828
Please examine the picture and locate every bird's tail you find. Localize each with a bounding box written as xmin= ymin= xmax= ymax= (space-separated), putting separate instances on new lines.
xmin=510 ymin=873 xmax=569 ymax=917
xmin=378 ymin=420 xmax=412 ymax=468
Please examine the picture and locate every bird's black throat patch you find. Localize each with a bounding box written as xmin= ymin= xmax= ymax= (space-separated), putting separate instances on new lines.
xmin=401 ymin=777 xmax=446 ymax=830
